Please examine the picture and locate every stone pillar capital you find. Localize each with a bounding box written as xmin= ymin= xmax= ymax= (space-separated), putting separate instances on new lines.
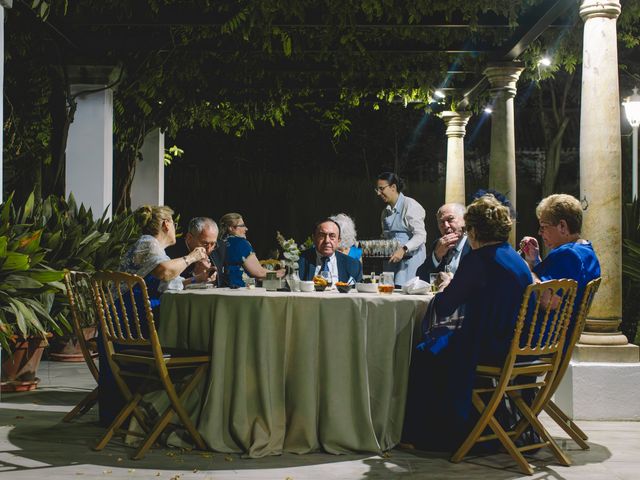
xmin=67 ymin=65 xmax=121 ymax=86
xmin=484 ymin=63 xmax=524 ymax=98
xmin=0 ymin=1 xmax=13 ymax=9
xmin=579 ymin=0 xmax=621 ymax=21
xmin=441 ymin=111 xmax=472 ymax=138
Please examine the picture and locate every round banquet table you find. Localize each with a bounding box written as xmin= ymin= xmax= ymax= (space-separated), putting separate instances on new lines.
xmin=158 ymin=287 xmax=430 ymax=457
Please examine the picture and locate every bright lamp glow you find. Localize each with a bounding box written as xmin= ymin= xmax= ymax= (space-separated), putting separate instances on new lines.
xmin=434 ymin=90 xmax=446 ymax=99
xmin=484 ymin=107 xmax=493 ymax=114
xmin=538 ymin=57 xmax=552 ymax=67
xmin=623 ymin=87 xmax=640 ymax=128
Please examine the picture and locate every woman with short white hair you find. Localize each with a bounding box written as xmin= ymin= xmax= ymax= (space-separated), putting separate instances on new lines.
xmin=330 ymin=213 xmax=362 ymax=261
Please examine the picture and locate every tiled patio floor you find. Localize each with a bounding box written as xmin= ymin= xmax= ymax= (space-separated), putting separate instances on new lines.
xmin=0 ymin=361 xmax=638 ymax=479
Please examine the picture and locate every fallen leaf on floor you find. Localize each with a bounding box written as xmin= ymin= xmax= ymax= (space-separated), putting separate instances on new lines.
xmin=117 ymin=458 xmax=123 ymax=462
xmin=199 ymin=453 xmax=214 ymax=459
xmin=103 ymin=470 xmax=112 ymax=475
xmin=128 ymin=469 xmax=136 ymax=473
xmin=192 ymin=469 xmax=198 ymax=473
xmin=169 ymin=475 xmax=181 ymax=480
xmin=224 ymin=455 xmax=233 ymax=462
xmin=165 ymin=451 xmax=177 ymax=457
xmin=155 ymin=473 xmax=161 ymax=477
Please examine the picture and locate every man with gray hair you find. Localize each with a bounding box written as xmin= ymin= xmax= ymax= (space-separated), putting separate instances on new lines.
xmin=167 ymin=216 xmax=227 ymax=287
xmin=416 ymin=203 xmax=470 ymax=280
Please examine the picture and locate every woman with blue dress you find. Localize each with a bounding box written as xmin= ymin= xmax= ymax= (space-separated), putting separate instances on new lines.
xmin=330 ymin=213 xmax=363 ymax=261
xmin=402 ymin=194 xmax=533 ymax=451
xmin=219 ymin=213 xmax=286 ymax=287
xmin=519 ymin=194 xmax=601 ymax=346
xmin=375 ymin=172 xmax=427 ymax=286
xmin=98 ymin=205 xmax=208 ymax=426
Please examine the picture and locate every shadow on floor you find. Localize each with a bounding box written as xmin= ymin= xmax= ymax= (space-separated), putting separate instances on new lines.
xmin=0 ymin=398 xmax=613 ymax=480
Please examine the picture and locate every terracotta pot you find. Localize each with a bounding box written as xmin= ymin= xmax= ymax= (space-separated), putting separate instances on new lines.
xmin=1 ymin=336 xmax=49 ymax=392
xmin=48 ymin=326 xmax=98 ymax=362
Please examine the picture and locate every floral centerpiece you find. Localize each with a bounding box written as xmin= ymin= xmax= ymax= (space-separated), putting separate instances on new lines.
xmin=276 ymin=231 xmax=300 ymax=273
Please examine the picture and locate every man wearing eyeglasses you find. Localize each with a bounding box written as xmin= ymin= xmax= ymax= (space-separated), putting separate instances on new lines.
xmin=298 ymin=218 xmax=363 ymax=283
xmin=166 ymin=216 xmax=228 ymax=287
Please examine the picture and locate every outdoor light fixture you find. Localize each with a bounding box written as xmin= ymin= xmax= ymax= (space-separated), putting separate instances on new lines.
xmin=484 ymin=107 xmax=493 ymax=114
xmin=538 ymin=57 xmax=552 ymax=67
xmin=434 ymin=90 xmax=446 ymax=99
xmin=623 ymin=87 xmax=640 ymax=200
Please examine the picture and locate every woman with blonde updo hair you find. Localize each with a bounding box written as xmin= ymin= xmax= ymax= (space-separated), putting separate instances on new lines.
xmin=119 ymin=205 xmax=208 ymax=301
xmin=403 ymin=194 xmax=533 ymax=452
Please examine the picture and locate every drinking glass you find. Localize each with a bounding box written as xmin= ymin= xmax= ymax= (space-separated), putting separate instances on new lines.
xmin=320 ymin=270 xmax=333 ymax=287
xmin=429 ymin=273 xmax=439 ymax=293
xmin=379 ymin=271 xmax=394 ymax=294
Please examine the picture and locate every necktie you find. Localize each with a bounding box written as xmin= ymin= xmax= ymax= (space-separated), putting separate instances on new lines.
xmin=441 ymin=248 xmax=455 ymax=267
xmin=321 ymin=256 xmax=330 ymax=273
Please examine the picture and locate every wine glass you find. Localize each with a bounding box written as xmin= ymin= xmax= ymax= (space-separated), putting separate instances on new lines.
xmin=320 ymin=270 xmax=333 ymax=287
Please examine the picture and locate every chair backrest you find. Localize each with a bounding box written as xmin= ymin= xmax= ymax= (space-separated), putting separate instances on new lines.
xmin=506 ymin=279 xmax=579 ymax=367
xmin=551 ymin=277 xmax=602 ymax=392
xmin=63 ymin=270 xmax=99 ymax=381
xmin=91 ymin=271 xmax=162 ymax=358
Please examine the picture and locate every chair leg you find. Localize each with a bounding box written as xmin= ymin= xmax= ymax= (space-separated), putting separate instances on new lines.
xmin=545 ymin=400 xmax=590 ymax=448
xmin=451 ymin=389 xmax=507 ymax=464
xmin=485 ymin=412 xmax=534 ymax=475
xmin=94 ymin=393 xmax=143 ymax=451
xmin=131 ymin=365 xmax=208 ymax=460
xmin=168 ymin=365 xmax=208 ymax=450
xmin=512 ymin=395 xmax=572 ymax=467
xmin=63 ymin=387 xmax=99 ymax=422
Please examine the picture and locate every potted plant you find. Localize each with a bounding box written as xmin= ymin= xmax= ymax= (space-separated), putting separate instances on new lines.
xmin=0 ymin=193 xmax=67 ymax=391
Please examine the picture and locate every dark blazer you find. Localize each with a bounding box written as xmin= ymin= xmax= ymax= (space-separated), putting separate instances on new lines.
xmin=416 ymin=236 xmax=472 ymax=281
xmin=166 ymin=240 xmax=228 ymax=287
xmin=298 ymin=248 xmax=363 ymax=283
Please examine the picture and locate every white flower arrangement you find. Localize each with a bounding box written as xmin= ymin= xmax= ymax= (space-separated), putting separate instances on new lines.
xmin=276 ymin=231 xmax=300 ymax=270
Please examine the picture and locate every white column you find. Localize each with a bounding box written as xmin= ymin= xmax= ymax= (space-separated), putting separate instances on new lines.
xmin=442 ymin=111 xmax=472 ymax=205
xmin=556 ymin=0 xmax=640 ymax=422
xmin=130 ymin=128 xmax=165 ymax=209
xmin=0 ymin=1 xmax=11 ymax=201
xmin=65 ymin=84 xmax=114 ymax=218
xmin=484 ymin=63 xmax=524 ymax=245
xmin=578 ymin=0 xmax=630 ymax=347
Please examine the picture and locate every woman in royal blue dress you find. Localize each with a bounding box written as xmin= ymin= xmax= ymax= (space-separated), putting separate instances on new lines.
xmin=402 ymin=194 xmax=533 ymax=451
xmin=219 ymin=213 xmax=285 ymax=287
xmin=519 ymin=194 xmax=601 ymax=346
xmin=98 ymin=205 xmax=208 ymax=426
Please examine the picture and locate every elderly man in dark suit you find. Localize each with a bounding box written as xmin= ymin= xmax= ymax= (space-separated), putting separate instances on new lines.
xmin=298 ymin=218 xmax=363 ymax=283
xmin=416 ymin=203 xmax=470 ymax=280
xmin=166 ymin=216 xmax=227 ymax=287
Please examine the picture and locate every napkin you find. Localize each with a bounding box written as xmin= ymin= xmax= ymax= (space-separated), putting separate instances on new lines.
xmin=402 ymin=277 xmax=431 ymax=295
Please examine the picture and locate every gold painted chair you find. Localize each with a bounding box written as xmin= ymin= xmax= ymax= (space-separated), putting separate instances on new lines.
xmin=62 ymin=271 xmax=100 ymax=422
xmin=540 ymin=277 xmax=601 ymax=450
xmin=450 ymin=279 xmax=578 ymax=475
xmin=91 ymin=271 xmax=210 ymax=460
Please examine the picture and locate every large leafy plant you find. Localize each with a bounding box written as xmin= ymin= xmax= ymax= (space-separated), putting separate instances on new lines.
xmin=0 ymin=194 xmax=67 ymax=350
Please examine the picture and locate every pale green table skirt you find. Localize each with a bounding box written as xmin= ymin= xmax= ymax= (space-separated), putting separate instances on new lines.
xmin=158 ymin=287 xmax=430 ymax=457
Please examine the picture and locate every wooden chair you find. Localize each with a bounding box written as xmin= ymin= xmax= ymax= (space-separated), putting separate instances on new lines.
xmin=450 ymin=279 xmax=578 ymax=475
xmin=62 ymin=271 xmax=100 ymax=422
xmin=91 ymin=271 xmax=210 ymax=460
xmin=540 ymin=277 xmax=602 ymax=450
